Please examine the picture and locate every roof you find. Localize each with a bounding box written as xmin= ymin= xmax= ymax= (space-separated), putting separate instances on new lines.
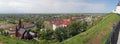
xmin=18 ymin=28 xmax=26 ymax=35
xmin=23 ymin=23 xmax=35 ymax=28
xmin=54 ymin=21 xmax=70 ymax=26
xmin=10 ymin=23 xmax=35 ymax=30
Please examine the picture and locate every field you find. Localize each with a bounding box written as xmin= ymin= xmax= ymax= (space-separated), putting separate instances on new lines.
xmin=61 ymin=14 xmax=120 ymax=44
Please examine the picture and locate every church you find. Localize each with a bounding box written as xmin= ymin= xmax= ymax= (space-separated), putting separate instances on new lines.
xmin=9 ymin=19 xmax=36 ymax=39
xmin=113 ymin=1 xmax=120 ymax=14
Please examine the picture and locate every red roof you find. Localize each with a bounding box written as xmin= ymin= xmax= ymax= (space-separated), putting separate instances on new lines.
xmin=63 ymin=21 xmax=70 ymax=25
xmin=54 ymin=21 xmax=70 ymax=26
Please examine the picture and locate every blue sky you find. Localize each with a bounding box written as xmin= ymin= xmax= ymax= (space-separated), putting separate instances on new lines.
xmin=0 ymin=0 xmax=119 ymax=13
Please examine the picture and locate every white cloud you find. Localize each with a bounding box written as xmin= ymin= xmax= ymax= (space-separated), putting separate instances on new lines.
xmin=0 ymin=0 xmax=107 ymax=13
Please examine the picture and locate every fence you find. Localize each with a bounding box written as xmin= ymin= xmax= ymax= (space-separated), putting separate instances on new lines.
xmin=106 ymin=21 xmax=120 ymax=44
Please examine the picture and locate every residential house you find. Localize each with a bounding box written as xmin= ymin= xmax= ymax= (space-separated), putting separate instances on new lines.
xmin=53 ymin=21 xmax=70 ymax=30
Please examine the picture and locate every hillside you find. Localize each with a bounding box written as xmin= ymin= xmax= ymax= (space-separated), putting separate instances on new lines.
xmin=0 ymin=35 xmax=31 ymax=44
xmin=61 ymin=14 xmax=120 ymax=44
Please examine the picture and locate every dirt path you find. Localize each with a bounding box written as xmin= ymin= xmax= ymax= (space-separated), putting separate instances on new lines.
xmin=0 ymin=42 xmax=3 ymax=44
xmin=85 ymin=30 xmax=108 ymax=44
xmin=85 ymin=21 xmax=118 ymax=44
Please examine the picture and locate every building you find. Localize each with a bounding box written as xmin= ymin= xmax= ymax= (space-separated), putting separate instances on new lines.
xmin=113 ymin=1 xmax=120 ymax=14
xmin=53 ymin=21 xmax=70 ymax=30
xmin=9 ymin=19 xmax=35 ymax=39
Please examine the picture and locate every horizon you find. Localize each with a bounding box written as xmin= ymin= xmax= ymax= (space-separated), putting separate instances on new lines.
xmin=0 ymin=0 xmax=118 ymax=13
xmin=0 ymin=12 xmax=109 ymax=14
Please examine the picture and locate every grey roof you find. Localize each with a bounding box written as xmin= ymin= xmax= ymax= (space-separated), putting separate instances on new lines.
xmin=18 ymin=28 xmax=26 ymax=35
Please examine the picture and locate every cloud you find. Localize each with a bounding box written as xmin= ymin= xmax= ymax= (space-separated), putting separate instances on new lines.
xmin=0 ymin=0 xmax=107 ymax=13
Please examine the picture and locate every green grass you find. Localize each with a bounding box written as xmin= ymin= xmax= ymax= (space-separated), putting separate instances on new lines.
xmin=61 ymin=13 xmax=120 ymax=44
xmin=0 ymin=35 xmax=40 ymax=44
xmin=0 ymin=35 xmax=30 ymax=44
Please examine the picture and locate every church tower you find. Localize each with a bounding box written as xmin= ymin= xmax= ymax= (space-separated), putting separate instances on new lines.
xmin=113 ymin=1 xmax=120 ymax=14
xmin=18 ymin=19 xmax=22 ymax=28
xmin=15 ymin=19 xmax=23 ymax=37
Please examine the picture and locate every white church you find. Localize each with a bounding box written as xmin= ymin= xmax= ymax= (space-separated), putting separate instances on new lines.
xmin=113 ymin=1 xmax=120 ymax=14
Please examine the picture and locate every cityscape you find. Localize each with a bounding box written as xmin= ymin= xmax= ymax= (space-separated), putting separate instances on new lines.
xmin=0 ymin=0 xmax=119 ymax=44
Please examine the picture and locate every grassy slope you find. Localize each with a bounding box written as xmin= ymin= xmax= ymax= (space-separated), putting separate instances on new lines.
xmin=0 ymin=35 xmax=29 ymax=44
xmin=61 ymin=14 xmax=120 ymax=44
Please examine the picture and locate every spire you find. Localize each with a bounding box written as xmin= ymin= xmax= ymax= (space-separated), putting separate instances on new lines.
xmin=18 ymin=19 xmax=22 ymax=28
xmin=117 ymin=1 xmax=120 ymax=6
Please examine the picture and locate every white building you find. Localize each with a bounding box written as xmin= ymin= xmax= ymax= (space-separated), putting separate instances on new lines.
xmin=113 ymin=1 xmax=120 ymax=14
xmin=52 ymin=21 xmax=70 ymax=30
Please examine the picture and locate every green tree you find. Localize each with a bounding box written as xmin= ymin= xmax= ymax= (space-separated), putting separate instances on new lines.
xmin=35 ymin=20 xmax=44 ymax=31
xmin=39 ymin=29 xmax=54 ymax=40
xmin=67 ymin=21 xmax=87 ymax=37
xmin=54 ymin=27 xmax=68 ymax=42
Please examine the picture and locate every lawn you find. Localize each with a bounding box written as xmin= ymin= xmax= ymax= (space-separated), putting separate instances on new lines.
xmin=61 ymin=13 xmax=120 ymax=44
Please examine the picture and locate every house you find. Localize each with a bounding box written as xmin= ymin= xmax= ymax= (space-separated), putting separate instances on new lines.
xmin=113 ymin=1 xmax=120 ymax=14
xmin=9 ymin=19 xmax=36 ymax=39
xmin=53 ymin=21 xmax=70 ymax=30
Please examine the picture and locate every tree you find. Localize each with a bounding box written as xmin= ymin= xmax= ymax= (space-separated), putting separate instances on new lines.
xmin=35 ymin=20 xmax=44 ymax=31
xmin=39 ymin=29 xmax=54 ymax=40
xmin=54 ymin=27 xmax=68 ymax=42
xmin=67 ymin=21 xmax=87 ymax=37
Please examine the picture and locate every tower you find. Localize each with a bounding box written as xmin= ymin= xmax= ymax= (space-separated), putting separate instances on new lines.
xmin=18 ymin=19 xmax=22 ymax=28
xmin=113 ymin=1 xmax=120 ymax=14
xmin=16 ymin=19 xmax=23 ymax=37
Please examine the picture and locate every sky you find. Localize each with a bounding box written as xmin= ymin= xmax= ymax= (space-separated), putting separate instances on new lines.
xmin=0 ymin=0 xmax=119 ymax=13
